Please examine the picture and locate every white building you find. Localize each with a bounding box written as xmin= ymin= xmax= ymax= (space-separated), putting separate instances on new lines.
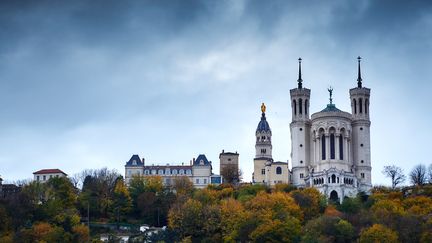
xmin=124 ymin=154 xmax=221 ymax=189
xmin=33 ymin=169 xmax=67 ymax=183
xmin=254 ymin=57 xmax=372 ymax=202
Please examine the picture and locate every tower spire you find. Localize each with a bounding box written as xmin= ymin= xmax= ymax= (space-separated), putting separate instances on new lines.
xmin=297 ymin=57 xmax=303 ymax=89
xmin=357 ymin=56 xmax=362 ymax=88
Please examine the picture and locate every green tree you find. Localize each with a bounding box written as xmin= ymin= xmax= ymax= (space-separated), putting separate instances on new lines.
xmin=112 ymin=178 xmax=132 ymax=221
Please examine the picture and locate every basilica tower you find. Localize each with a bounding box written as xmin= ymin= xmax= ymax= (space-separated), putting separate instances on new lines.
xmin=253 ymin=103 xmax=273 ymax=184
xmin=349 ymin=57 xmax=372 ymax=191
xmin=290 ymin=58 xmax=312 ymax=187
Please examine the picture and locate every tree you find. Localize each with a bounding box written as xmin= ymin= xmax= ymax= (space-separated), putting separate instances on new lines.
xmin=112 ymin=178 xmax=132 ymax=221
xmin=249 ymin=218 xmax=301 ymax=243
xmin=428 ymin=164 xmax=432 ymax=184
xmin=359 ymin=224 xmax=398 ymax=243
xmin=172 ymin=176 xmax=194 ymax=195
xmin=221 ymin=164 xmax=242 ymax=185
xmin=382 ymin=165 xmax=406 ymax=189
xmin=410 ymin=164 xmax=427 ymax=186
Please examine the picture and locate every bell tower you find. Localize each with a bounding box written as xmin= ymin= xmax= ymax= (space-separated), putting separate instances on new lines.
xmin=255 ymin=103 xmax=272 ymax=159
xmin=349 ymin=56 xmax=372 ymax=191
xmin=290 ymin=58 xmax=311 ymax=187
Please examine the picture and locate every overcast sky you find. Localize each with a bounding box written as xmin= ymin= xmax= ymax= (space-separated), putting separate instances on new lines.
xmin=1 ymin=0 xmax=431 ymax=185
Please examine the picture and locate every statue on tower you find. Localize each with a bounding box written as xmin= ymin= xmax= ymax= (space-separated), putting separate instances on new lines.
xmin=328 ymin=86 xmax=333 ymax=105
xmin=261 ymin=103 xmax=266 ymax=113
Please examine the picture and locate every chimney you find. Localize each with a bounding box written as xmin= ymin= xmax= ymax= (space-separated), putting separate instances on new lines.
xmin=142 ymin=158 xmax=145 ymax=164
xmin=182 ymin=162 xmax=184 ymax=166
xmin=190 ymin=160 xmax=192 ymax=165
xmin=193 ymin=158 xmax=195 ymax=164
xmin=222 ymin=149 xmax=224 ymax=153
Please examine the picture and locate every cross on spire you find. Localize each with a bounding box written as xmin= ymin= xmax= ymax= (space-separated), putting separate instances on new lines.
xmin=297 ymin=57 xmax=303 ymax=89
xmin=357 ymin=56 xmax=362 ymax=88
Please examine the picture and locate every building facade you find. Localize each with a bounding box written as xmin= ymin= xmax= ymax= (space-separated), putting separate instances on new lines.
xmin=219 ymin=150 xmax=239 ymax=183
xmin=253 ymin=57 xmax=372 ymax=202
xmin=33 ymin=169 xmax=67 ymax=183
xmin=124 ymin=154 xmax=221 ymax=189
xmin=252 ymin=103 xmax=291 ymax=186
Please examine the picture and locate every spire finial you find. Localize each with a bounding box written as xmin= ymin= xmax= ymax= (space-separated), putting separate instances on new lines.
xmin=357 ymin=56 xmax=362 ymax=88
xmin=328 ymin=86 xmax=333 ymax=105
xmin=297 ymin=57 xmax=303 ymax=89
xmin=261 ymin=103 xmax=266 ymax=113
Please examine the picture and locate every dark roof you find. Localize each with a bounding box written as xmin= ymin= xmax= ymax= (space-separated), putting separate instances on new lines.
xmin=125 ymin=154 xmax=144 ymax=166
xmin=144 ymin=165 xmax=192 ymax=170
xmin=194 ymin=154 xmax=211 ymax=166
xmin=320 ymin=104 xmax=342 ymax=113
xmin=33 ymin=169 xmax=67 ymax=175
xmin=256 ymin=112 xmax=271 ymax=132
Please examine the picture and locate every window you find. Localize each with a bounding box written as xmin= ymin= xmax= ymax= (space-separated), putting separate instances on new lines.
xmin=293 ymin=100 xmax=297 ymax=115
xmin=339 ymin=135 xmax=343 ymax=160
xmin=179 ymin=169 xmax=184 ymax=175
xmin=359 ymin=98 xmax=363 ymax=113
xmin=261 ymin=169 xmax=265 ymax=175
xmin=43 ymin=175 xmax=46 ymax=181
xmin=299 ymin=98 xmax=303 ymax=114
xmin=50 ymin=175 xmax=52 ymax=178
xmin=37 ymin=176 xmax=40 ymax=181
xmin=204 ymin=179 xmax=207 ymax=184
xmin=261 ymin=149 xmax=266 ymax=154
xmin=128 ymin=170 xmax=132 ymax=175
xmin=330 ymin=134 xmax=335 ymax=159
xmin=165 ymin=168 xmax=170 ymax=175
xmin=360 ymin=127 xmax=363 ymax=130
xmin=158 ymin=169 xmax=164 ymax=175
xmin=276 ymin=167 xmax=282 ymax=174
xmin=321 ymin=134 xmax=326 ymax=160
xmin=144 ymin=170 xmax=149 ymax=175
xmin=151 ymin=169 xmax=156 ymax=175
xmin=353 ymin=99 xmax=357 ymax=114
xmin=186 ymin=170 xmax=192 ymax=175
xmin=132 ymin=160 xmax=137 ymax=165
xmin=300 ymin=173 xmax=304 ymax=179
xmin=196 ymin=179 xmax=199 ymax=184
xmin=305 ymin=99 xmax=308 ymax=115
xmin=361 ymin=160 xmax=364 ymax=163
xmin=360 ymin=144 xmax=364 ymax=147
xmin=228 ymin=158 xmax=231 ymax=161
xmin=172 ymin=169 xmax=177 ymax=175
xmin=299 ymin=128 xmax=303 ymax=131
xmin=361 ymin=173 xmax=365 ymax=179
xmin=332 ymin=174 xmax=336 ymax=183
xmin=300 ymin=160 xmax=303 ymax=164
xmin=199 ymin=160 xmax=204 ymax=165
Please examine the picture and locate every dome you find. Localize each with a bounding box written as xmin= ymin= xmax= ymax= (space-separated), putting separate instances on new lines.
xmin=257 ymin=113 xmax=271 ymax=132
xmin=320 ymin=104 xmax=342 ymax=113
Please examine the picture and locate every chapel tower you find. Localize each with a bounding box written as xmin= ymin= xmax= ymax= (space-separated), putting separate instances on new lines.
xmin=349 ymin=57 xmax=372 ymax=190
xmin=290 ymin=58 xmax=312 ymax=186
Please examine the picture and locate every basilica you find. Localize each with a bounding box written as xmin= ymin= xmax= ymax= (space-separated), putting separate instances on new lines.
xmin=253 ymin=57 xmax=372 ymax=202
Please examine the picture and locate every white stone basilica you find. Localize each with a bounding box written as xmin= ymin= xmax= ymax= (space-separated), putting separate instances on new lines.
xmin=253 ymin=57 xmax=372 ymax=202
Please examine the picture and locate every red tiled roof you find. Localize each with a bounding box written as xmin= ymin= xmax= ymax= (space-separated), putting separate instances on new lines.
xmin=33 ymin=169 xmax=67 ymax=175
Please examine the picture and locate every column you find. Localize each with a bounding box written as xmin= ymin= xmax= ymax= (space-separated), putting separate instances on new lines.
xmin=335 ymin=133 xmax=340 ymax=161
xmin=326 ymin=134 xmax=330 ymax=162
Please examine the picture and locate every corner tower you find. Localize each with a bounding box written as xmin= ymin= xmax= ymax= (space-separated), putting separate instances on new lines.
xmin=253 ymin=103 xmax=273 ymax=184
xmin=349 ymin=57 xmax=372 ymax=191
xmin=290 ymin=58 xmax=311 ymax=187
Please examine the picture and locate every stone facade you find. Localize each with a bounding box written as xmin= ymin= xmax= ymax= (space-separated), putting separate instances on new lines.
xmin=253 ymin=57 xmax=373 ymax=202
xmin=124 ymin=154 xmax=221 ymax=189
xmin=219 ymin=150 xmax=239 ymax=183
xmin=33 ymin=169 xmax=67 ymax=183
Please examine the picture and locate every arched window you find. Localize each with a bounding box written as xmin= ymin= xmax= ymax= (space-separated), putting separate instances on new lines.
xmin=321 ymin=134 xmax=326 ymax=160
xmin=299 ymin=98 xmax=303 ymax=114
xmin=276 ymin=167 xmax=282 ymax=174
xmin=305 ymin=99 xmax=308 ymax=115
xmin=353 ymin=99 xmax=357 ymax=114
xmin=359 ymin=98 xmax=363 ymax=113
xmin=332 ymin=174 xmax=336 ymax=183
xmin=330 ymin=134 xmax=335 ymax=159
xmin=293 ymin=100 xmax=297 ymax=115
xmin=339 ymin=135 xmax=343 ymax=160
xmin=365 ymin=99 xmax=368 ymax=114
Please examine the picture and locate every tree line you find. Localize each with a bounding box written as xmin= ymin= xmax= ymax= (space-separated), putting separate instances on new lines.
xmin=0 ymin=164 xmax=431 ymax=242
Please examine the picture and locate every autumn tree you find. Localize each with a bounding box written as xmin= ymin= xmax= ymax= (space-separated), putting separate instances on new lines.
xmin=111 ymin=178 xmax=132 ymax=221
xmin=410 ymin=164 xmax=427 ymax=186
xmin=172 ymin=176 xmax=194 ymax=195
xmin=382 ymin=165 xmax=406 ymax=189
xmin=359 ymin=224 xmax=398 ymax=243
xmin=221 ymin=164 xmax=242 ymax=185
xmin=290 ymin=188 xmax=326 ymax=220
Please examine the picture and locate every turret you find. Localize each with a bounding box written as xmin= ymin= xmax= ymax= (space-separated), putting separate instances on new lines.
xmin=349 ymin=57 xmax=372 ymax=191
xmin=255 ymin=103 xmax=272 ymax=159
xmin=290 ymin=58 xmax=312 ymax=187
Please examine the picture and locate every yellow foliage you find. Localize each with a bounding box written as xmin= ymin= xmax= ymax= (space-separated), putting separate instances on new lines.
xmin=246 ymin=191 xmax=303 ymax=222
xmin=359 ymin=224 xmax=399 ymax=243
xmin=324 ymin=205 xmax=342 ymax=218
xmin=220 ymin=198 xmax=249 ymax=241
xmin=403 ymin=196 xmax=432 ymax=216
xmin=72 ymin=225 xmax=89 ymax=242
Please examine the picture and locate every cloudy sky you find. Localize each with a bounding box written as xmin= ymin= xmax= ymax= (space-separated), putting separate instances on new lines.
xmin=1 ymin=0 xmax=431 ymax=185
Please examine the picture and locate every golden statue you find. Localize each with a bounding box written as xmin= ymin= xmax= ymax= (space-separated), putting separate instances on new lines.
xmin=261 ymin=103 xmax=266 ymax=113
